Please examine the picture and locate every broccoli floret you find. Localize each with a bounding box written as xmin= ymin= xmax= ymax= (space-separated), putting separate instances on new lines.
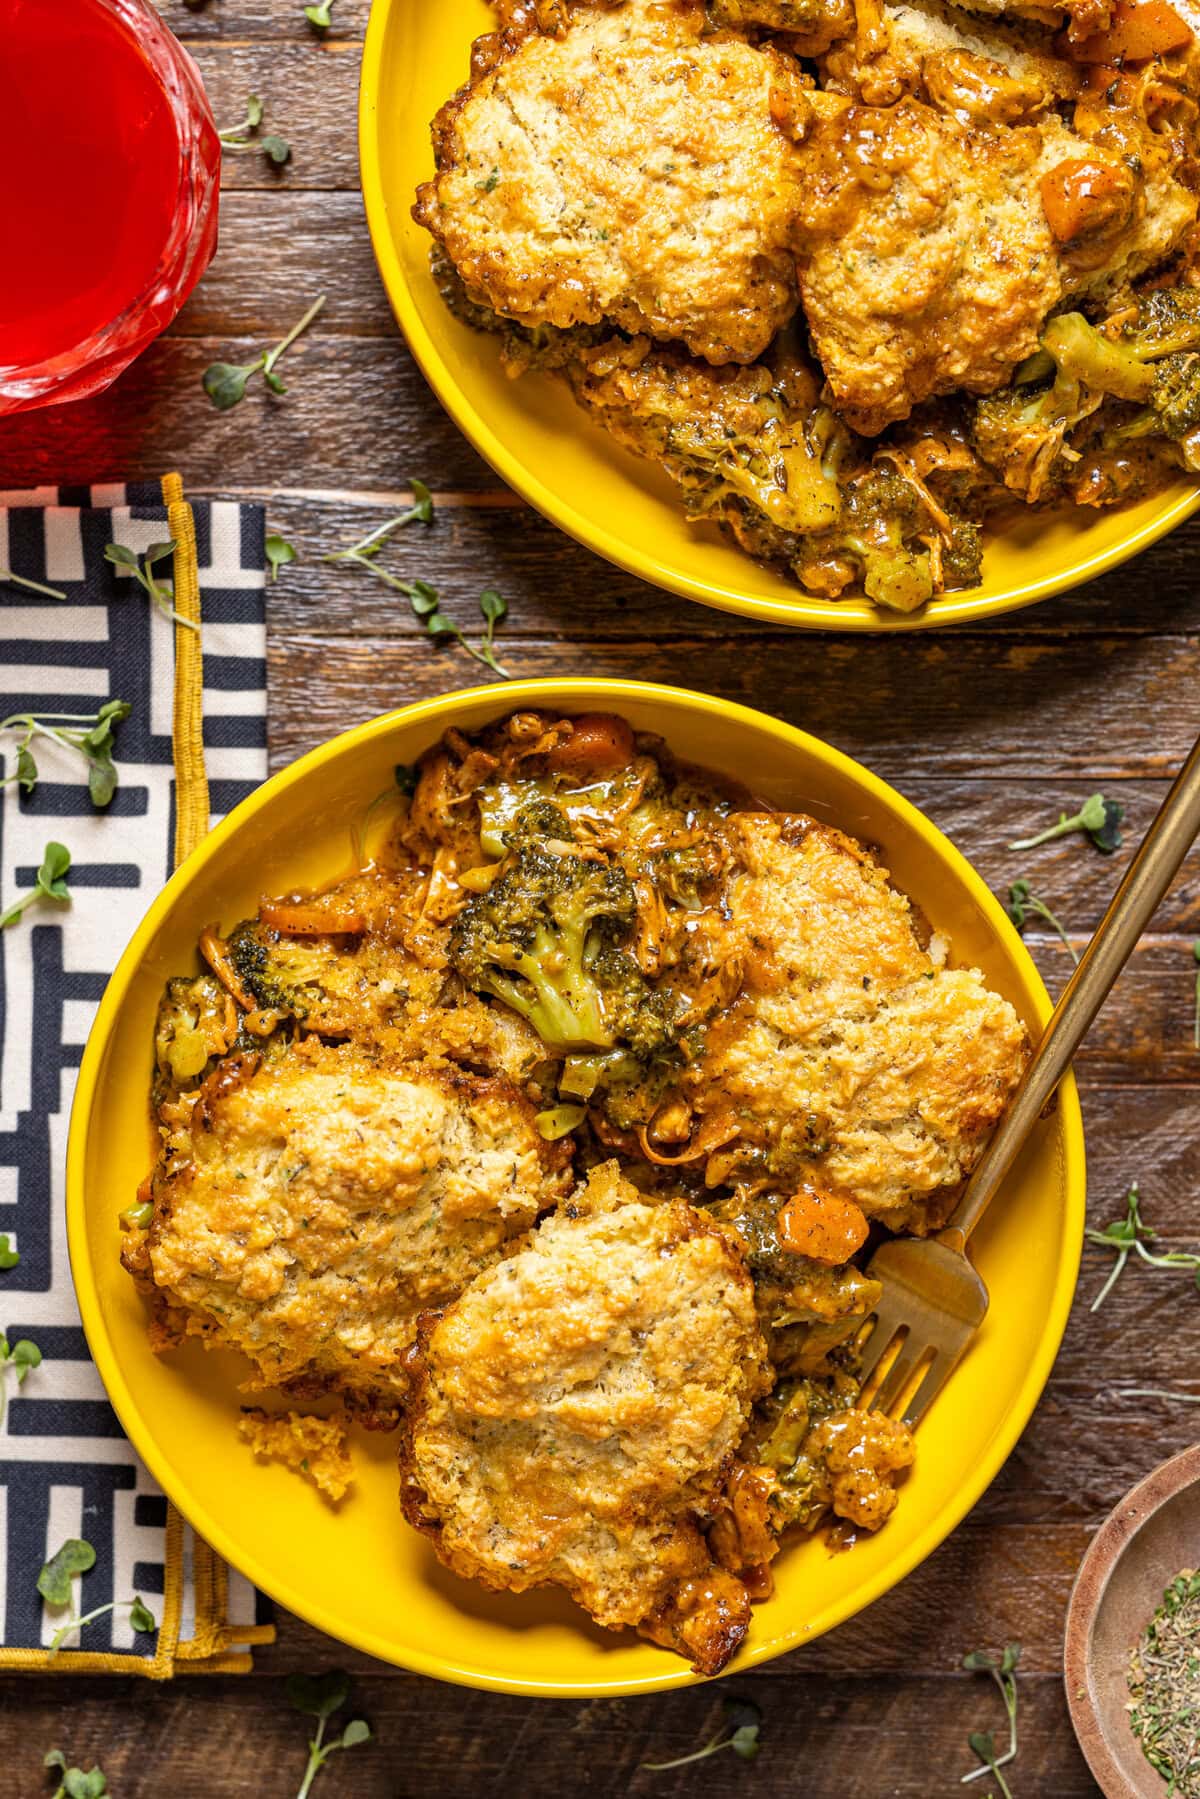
xmin=941 ymin=515 xmax=984 ymax=589
xmin=227 ymin=921 xmax=306 ymax=1017
xmin=586 ymin=943 xmax=680 ymax=1057
xmin=742 ymin=1377 xmax=856 ymax=1533
xmin=972 ymin=290 xmax=1200 ymax=497
xmin=153 ymin=974 xmax=236 ymax=1107
xmin=795 ymin=468 xmax=936 ymax=612
xmin=449 ymin=803 xmax=669 ymax=1054
xmin=971 ymin=353 xmax=1097 ymax=502
xmin=649 ymin=839 xmax=726 ymax=911
xmin=1046 ymin=305 xmax=1200 ymax=443
xmin=673 ymin=402 xmax=851 ymax=537
xmin=1149 ymin=353 xmax=1200 ymax=441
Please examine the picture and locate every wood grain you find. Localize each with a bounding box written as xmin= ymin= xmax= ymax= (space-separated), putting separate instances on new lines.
xmin=6 ymin=0 xmax=1200 ymax=1792
xmin=2 ymin=1671 xmax=1098 ymax=1798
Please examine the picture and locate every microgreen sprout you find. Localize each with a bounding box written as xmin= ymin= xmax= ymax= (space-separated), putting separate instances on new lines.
xmin=0 ymin=569 xmax=67 ymax=600
xmin=325 ymin=490 xmax=511 ymax=675
xmin=37 ymin=1538 xmax=156 ymax=1656
xmin=0 ymin=1333 xmax=41 ymax=1429
xmin=105 ymin=541 xmax=197 ymax=632
xmin=303 ymin=0 xmax=334 ymax=28
xmin=1009 ymin=792 xmax=1125 ymax=854
xmin=0 ymin=1236 xmax=18 ymax=1270
xmin=266 ymin=534 xmax=298 ymax=582
xmin=37 ymin=1539 xmax=96 ymax=1606
xmin=1 ymin=700 xmax=130 ymax=806
xmin=1110 ymin=1386 xmax=1200 ymax=1404
xmin=408 ymin=582 xmax=511 ymax=678
xmin=44 ymin=1750 xmax=109 ymax=1798
xmin=287 ymin=1671 xmax=371 ymax=1797
xmin=0 ymin=842 xmax=71 ymax=931
xmin=641 ymin=1698 xmax=762 ymax=1770
xmin=203 ymin=295 xmax=326 ymax=410
xmin=1007 ymin=878 xmax=1078 ymax=965
xmin=1086 ymin=1181 xmax=1200 ymax=1311
xmin=962 ymin=1645 xmax=1020 ymax=1791
xmin=218 ymin=93 xmax=291 ymax=166
xmin=324 ymin=484 xmax=434 ymax=572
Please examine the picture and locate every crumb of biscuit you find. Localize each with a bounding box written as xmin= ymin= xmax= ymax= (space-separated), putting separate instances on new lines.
xmin=238 ymin=1408 xmax=354 ymax=1502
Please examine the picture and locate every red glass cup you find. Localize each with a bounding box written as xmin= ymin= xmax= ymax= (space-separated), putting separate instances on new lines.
xmin=0 ymin=0 xmax=220 ymax=417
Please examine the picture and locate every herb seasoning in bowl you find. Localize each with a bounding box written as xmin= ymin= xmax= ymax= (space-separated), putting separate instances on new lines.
xmin=1066 ymin=1445 xmax=1200 ymax=1796
xmin=1129 ymin=1569 xmax=1200 ymax=1792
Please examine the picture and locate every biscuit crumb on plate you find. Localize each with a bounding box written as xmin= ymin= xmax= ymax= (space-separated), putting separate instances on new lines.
xmin=238 ymin=1408 xmax=354 ymax=1502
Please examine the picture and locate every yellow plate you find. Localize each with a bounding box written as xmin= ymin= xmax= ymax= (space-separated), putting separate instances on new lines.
xmin=358 ymin=0 xmax=1200 ymax=633
xmin=68 ymin=680 xmax=1085 ymax=1694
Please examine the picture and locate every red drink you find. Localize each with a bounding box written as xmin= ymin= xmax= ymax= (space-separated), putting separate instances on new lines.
xmin=0 ymin=0 xmax=220 ymax=415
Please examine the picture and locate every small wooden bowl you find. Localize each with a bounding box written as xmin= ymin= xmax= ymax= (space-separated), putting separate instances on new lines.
xmin=1065 ymin=1444 xmax=1200 ymax=1795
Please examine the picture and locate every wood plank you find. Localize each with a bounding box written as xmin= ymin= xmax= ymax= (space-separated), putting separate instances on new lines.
xmin=250 ymin=484 xmax=1200 ymax=641
xmin=190 ymin=42 xmax=364 ymax=191
xmin=0 ymin=339 xmax=490 ymax=492
xmin=165 ymin=0 xmax=373 ymax=37
xmin=175 ymin=195 xmax=395 ymax=337
xmin=261 ymin=630 xmax=1200 ymax=778
xmin=0 ymin=1668 xmax=1100 ymax=1796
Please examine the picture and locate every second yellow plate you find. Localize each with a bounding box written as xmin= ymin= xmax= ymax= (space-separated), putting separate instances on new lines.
xmin=359 ymin=0 xmax=1199 ymax=632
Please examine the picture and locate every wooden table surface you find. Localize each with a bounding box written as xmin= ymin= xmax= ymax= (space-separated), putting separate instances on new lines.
xmin=3 ymin=3 xmax=1200 ymax=1792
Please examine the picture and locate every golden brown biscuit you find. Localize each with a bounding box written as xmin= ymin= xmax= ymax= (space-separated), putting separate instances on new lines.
xmin=125 ymin=1038 xmax=571 ymax=1422
xmin=415 ymin=0 xmax=811 ymax=365
xmin=399 ymin=1163 xmax=771 ymax=1672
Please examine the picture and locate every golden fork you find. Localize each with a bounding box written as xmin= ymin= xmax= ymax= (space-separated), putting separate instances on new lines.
xmin=859 ymin=732 xmax=1200 ymax=1426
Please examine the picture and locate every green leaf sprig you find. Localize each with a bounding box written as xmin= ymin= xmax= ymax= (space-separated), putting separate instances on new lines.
xmin=409 ymin=581 xmax=510 ymax=678
xmin=203 ymin=295 xmax=326 ymax=410
xmin=1 ymin=701 xmax=130 ymax=807
xmin=1007 ymin=878 xmax=1078 ymax=965
xmin=105 ymin=541 xmax=197 ymax=633
xmin=641 ymin=1698 xmax=762 ymax=1771
xmin=266 ymin=534 xmax=298 ymax=582
xmin=0 ymin=569 xmax=67 ymax=601
xmin=0 ymin=1333 xmax=41 ymax=1430
xmin=326 ymin=489 xmax=510 ymax=675
xmin=218 ymin=93 xmax=291 ymax=166
xmin=961 ymin=1645 xmax=1020 ymax=1792
xmin=37 ymin=1539 xmax=96 ymax=1605
xmin=304 ymin=0 xmax=334 ymax=28
xmin=1009 ymin=792 xmax=1124 ymax=854
xmin=0 ymin=1235 xmax=18 ymax=1270
xmin=1110 ymin=1386 xmax=1200 ymax=1405
xmin=0 ymin=842 xmax=71 ymax=931
xmin=1086 ymin=1181 xmax=1200 ymax=1311
xmin=37 ymin=1538 xmax=157 ymax=1656
xmin=286 ymin=1671 xmax=371 ymax=1798
xmin=44 ymin=1751 xmax=109 ymax=1799
xmin=325 ymin=484 xmax=434 ymax=570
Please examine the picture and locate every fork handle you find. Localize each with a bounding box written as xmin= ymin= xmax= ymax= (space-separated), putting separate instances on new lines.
xmin=939 ymin=729 xmax=1200 ymax=1256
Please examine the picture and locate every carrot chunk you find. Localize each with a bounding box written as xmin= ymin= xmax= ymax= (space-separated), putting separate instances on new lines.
xmin=777 ymin=1187 xmax=869 ymax=1264
xmin=1071 ymin=0 xmax=1192 ymax=62
xmin=258 ymin=899 xmax=366 ymax=936
xmin=1039 ymin=157 xmax=1133 ymax=242
xmin=543 ymin=713 xmax=636 ymax=776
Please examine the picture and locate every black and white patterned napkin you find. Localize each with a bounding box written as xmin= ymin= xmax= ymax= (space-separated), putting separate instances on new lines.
xmin=0 ymin=482 xmax=271 ymax=1669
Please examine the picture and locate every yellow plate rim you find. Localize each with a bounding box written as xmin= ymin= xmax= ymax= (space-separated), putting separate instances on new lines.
xmin=67 ymin=678 xmax=1086 ymax=1694
xmin=357 ymin=2 xmax=1200 ymax=634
